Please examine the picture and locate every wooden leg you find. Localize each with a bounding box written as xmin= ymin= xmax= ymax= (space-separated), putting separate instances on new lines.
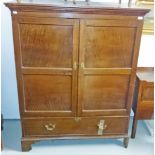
xmin=123 ymin=137 xmax=129 ymax=148
xmin=21 ymin=140 xmax=32 ymax=152
xmin=131 ymin=115 xmax=138 ymax=139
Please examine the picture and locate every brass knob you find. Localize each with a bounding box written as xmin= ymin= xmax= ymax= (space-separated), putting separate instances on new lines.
xmin=45 ymin=123 xmax=56 ymax=131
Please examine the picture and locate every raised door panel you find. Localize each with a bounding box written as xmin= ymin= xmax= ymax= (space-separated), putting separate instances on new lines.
xmin=23 ymin=75 xmax=72 ymax=112
xmin=78 ymin=18 xmax=140 ymax=116
xmin=20 ymin=23 xmax=73 ymax=68
xmin=83 ymin=75 xmax=130 ymax=110
xmin=13 ymin=17 xmax=79 ymax=117
xmin=84 ymin=26 xmax=135 ymax=68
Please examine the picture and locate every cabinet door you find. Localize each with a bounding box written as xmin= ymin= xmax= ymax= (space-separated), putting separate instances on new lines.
xmin=78 ymin=18 xmax=142 ymax=116
xmin=13 ymin=16 xmax=79 ymax=117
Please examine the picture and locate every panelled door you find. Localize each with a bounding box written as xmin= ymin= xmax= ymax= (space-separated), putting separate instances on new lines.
xmin=13 ymin=16 xmax=79 ymax=117
xmin=78 ymin=18 xmax=139 ymax=116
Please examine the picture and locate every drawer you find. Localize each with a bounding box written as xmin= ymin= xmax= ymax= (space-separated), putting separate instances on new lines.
xmin=22 ymin=117 xmax=128 ymax=137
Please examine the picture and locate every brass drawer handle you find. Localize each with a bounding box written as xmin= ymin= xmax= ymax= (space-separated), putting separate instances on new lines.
xmin=97 ymin=120 xmax=107 ymax=135
xmin=44 ymin=123 xmax=56 ymax=131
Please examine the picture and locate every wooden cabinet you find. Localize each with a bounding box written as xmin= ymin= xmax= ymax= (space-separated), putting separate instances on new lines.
xmin=5 ymin=0 xmax=149 ymax=151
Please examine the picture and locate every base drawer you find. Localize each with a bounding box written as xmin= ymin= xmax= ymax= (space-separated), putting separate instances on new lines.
xmin=22 ymin=117 xmax=129 ymax=137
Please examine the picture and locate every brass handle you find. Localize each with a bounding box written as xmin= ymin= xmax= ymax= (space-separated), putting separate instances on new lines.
xmin=80 ymin=62 xmax=85 ymax=69
xmin=97 ymin=120 xmax=107 ymax=135
xmin=45 ymin=123 xmax=56 ymax=131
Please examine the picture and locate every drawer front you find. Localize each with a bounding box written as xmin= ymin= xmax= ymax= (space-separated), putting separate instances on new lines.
xmin=23 ymin=117 xmax=128 ymax=136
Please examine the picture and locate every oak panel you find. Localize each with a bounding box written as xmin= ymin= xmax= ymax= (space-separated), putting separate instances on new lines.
xmin=83 ymin=75 xmax=130 ymax=110
xmin=23 ymin=75 xmax=72 ymax=112
xmin=20 ymin=23 xmax=73 ymax=68
xmin=84 ymin=26 xmax=136 ymax=68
